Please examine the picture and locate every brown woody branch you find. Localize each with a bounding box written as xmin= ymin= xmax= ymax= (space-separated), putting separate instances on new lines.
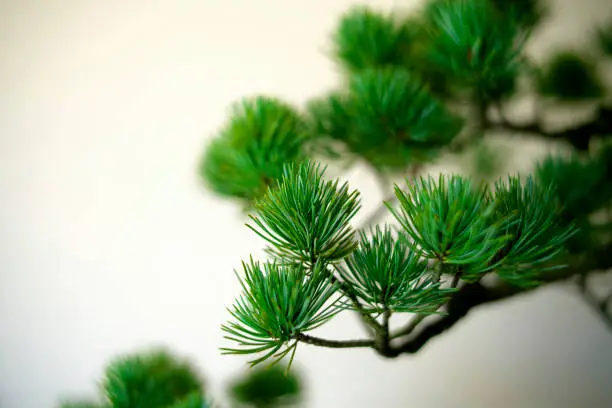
xmin=390 ymin=242 xmax=612 ymax=356
xmin=490 ymin=105 xmax=612 ymax=151
xmin=295 ymin=333 xmax=374 ymax=348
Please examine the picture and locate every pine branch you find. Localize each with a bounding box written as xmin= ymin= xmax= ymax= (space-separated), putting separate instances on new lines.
xmin=328 ymin=262 xmax=383 ymax=335
xmin=491 ymin=105 xmax=612 ymax=151
xmin=295 ymin=333 xmax=374 ymax=348
xmin=389 ymin=241 xmax=612 ymax=356
xmin=334 ymin=163 xmax=611 ymax=358
xmin=390 ymin=281 xmax=520 ymax=356
xmin=338 ymin=164 xmax=422 ymax=336
xmin=390 ymin=276 xmax=461 ymax=340
xmin=337 ymin=278 xmax=384 ymax=334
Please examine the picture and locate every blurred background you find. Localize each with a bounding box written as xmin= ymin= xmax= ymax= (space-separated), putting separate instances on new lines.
xmin=1 ymin=0 xmax=612 ymax=407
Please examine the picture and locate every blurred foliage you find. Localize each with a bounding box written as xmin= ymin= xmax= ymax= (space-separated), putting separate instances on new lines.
xmin=229 ymin=365 xmax=302 ymax=408
xmin=421 ymin=0 xmax=526 ymax=101
xmin=491 ymin=176 xmax=576 ymax=286
xmin=199 ymin=0 xmax=551 ymax=202
xmin=537 ymin=51 xmax=604 ymax=100
xmin=199 ymin=97 xmax=309 ymax=204
xmin=332 ymin=6 xmax=411 ymax=71
xmin=58 ymin=349 xmax=209 ymax=408
xmin=59 ymin=348 xmax=306 ymax=408
xmin=102 ymin=349 xmax=204 ymax=408
xmin=330 ymin=5 xmax=447 ymax=101
xmin=307 ymin=67 xmax=463 ymax=171
xmin=466 ymin=139 xmax=508 ymax=182
xmin=537 ymin=144 xmax=612 ymax=252
xmin=167 ymin=392 xmax=207 ymax=408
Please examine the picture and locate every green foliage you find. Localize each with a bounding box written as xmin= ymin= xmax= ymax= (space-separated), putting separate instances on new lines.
xmin=339 ymin=225 xmax=455 ymax=314
xmin=423 ymin=0 xmax=525 ymax=100
xmin=167 ymin=391 xmax=208 ymax=408
xmin=492 ymin=176 xmax=575 ymax=286
xmin=306 ymin=92 xmax=352 ymax=158
xmin=102 ymin=349 xmax=203 ymax=408
xmin=388 ymin=174 xmax=575 ymax=286
xmin=220 ymin=159 xmax=575 ymax=366
xmin=59 ymin=348 xmax=299 ymax=408
xmin=229 ymin=365 xmax=302 ymax=408
xmin=247 ymin=161 xmax=360 ymax=265
xmin=221 ymin=260 xmax=342 ymax=367
xmin=199 ymin=97 xmax=308 ymax=202
xmin=537 ymin=149 xmax=612 ymax=252
xmin=389 ymin=175 xmax=507 ymax=279
xmin=537 ymin=154 xmax=609 ymax=221
xmin=349 ymin=68 xmax=462 ymax=151
xmin=537 ymin=51 xmax=604 ymax=100
xmin=332 ymin=6 xmax=410 ymax=72
xmin=307 ymin=68 xmax=463 ymax=171
xmin=396 ymin=14 xmax=458 ymax=99
xmin=466 ymin=139 xmax=508 ymax=181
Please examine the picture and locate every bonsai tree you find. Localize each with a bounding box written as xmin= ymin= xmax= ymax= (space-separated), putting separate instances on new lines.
xmin=200 ymin=0 xmax=612 ymax=369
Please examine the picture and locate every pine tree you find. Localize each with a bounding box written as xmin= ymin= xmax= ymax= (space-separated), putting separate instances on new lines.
xmin=200 ymin=0 xmax=612 ymax=369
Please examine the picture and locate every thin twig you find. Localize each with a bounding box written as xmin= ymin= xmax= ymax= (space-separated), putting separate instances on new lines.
xmin=390 ymin=314 xmax=427 ymax=339
xmin=450 ymin=274 xmax=461 ymax=289
xmin=389 ymin=273 xmax=460 ymax=341
xmin=330 ymin=264 xmax=382 ymax=334
xmin=295 ymin=333 xmax=374 ymax=348
xmin=341 ymin=164 xmax=421 ymax=336
xmin=383 ymin=309 xmax=391 ymax=332
xmin=342 ymin=285 xmax=383 ymax=334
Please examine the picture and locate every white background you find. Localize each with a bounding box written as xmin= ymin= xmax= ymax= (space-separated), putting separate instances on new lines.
xmin=2 ymin=0 xmax=612 ymax=407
